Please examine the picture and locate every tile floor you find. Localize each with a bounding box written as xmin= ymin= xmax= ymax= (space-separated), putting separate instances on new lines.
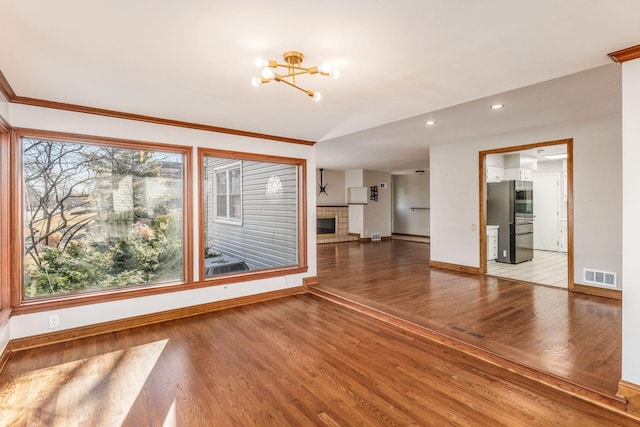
xmin=487 ymin=249 xmax=568 ymax=288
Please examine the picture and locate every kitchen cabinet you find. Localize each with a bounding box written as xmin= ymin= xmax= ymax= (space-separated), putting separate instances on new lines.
xmin=487 ymin=225 xmax=499 ymax=260
xmin=486 ymin=166 xmax=504 ymax=183
xmin=504 ymin=168 xmax=532 ymax=181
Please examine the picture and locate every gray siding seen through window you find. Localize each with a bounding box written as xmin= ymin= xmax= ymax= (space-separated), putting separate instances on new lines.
xmin=204 ymin=157 xmax=298 ymax=276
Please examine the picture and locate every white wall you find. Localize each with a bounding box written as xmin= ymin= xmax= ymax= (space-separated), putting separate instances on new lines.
xmin=345 ymin=169 xmax=364 ymax=235
xmin=621 ymin=57 xmax=640 ymax=385
xmin=7 ymin=103 xmax=317 ymax=339
xmin=392 ymin=173 xmax=430 ymax=235
xmin=363 ymin=170 xmax=392 ymax=238
xmin=573 ymin=126 xmax=622 ymax=288
xmin=430 ymin=115 xmax=622 ymax=289
xmin=343 ymin=169 xmax=392 ymax=238
xmin=431 ymin=142 xmax=480 ymax=266
xmin=0 ymin=321 xmax=9 ymax=356
xmin=0 ymin=92 xmax=8 ymax=120
xmin=316 ymin=168 xmax=346 ymax=206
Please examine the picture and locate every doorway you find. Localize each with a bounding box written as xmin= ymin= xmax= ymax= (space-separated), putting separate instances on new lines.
xmin=479 ymin=139 xmax=573 ymax=290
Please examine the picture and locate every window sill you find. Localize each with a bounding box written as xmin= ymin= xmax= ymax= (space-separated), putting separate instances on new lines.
xmin=13 ymin=265 xmax=308 ymax=315
xmin=213 ymin=218 xmax=242 ymax=226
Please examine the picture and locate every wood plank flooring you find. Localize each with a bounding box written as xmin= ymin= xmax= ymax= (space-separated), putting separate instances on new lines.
xmin=314 ymin=240 xmax=621 ymax=399
xmin=0 ymin=294 xmax=636 ymax=426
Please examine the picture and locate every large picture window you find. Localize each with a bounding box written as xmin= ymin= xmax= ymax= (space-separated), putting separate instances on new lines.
xmin=18 ymin=131 xmax=190 ymax=301
xmin=201 ymin=150 xmax=306 ymax=279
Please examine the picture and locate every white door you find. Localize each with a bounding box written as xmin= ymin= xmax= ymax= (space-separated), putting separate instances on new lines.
xmin=533 ymin=174 xmax=560 ymax=251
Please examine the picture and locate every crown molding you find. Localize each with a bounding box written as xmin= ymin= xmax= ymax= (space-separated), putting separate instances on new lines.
xmin=0 ymin=69 xmax=16 ymax=101
xmin=0 ymin=69 xmax=315 ymax=146
xmin=608 ymin=44 xmax=640 ymax=63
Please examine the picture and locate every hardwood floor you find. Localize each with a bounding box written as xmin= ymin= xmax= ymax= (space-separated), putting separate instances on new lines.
xmin=314 ymin=240 xmax=621 ymax=400
xmin=0 ymin=294 xmax=636 ymax=426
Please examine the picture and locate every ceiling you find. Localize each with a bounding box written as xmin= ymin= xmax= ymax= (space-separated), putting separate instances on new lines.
xmin=0 ymin=1 xmax=638 ymax=173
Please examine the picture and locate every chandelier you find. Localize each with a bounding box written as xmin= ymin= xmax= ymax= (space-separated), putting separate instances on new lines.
xmin=251 ymin=51 xmax=340 ymax=101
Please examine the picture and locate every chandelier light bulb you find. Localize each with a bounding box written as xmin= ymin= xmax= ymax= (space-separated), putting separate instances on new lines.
xmin=330 ymin=68 xmax=340 ymax=79
xmin=312 ymin=91 xmax=322 ymax=102
xmin=261 ymin=67 xmax=275 ymax=80
xmin=319 ymin=62 xmax=332 ymax=74
xmin=251 ymin=77 xmax=262 ymax=87
xmin=254 ymin=57 xmax=267 ymax=68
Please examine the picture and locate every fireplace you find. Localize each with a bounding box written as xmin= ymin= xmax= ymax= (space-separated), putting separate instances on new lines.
xmin=317 ymin=216 xmax=337 ymax=236
xmin=316 ymin=206 xmax=357 ymax=243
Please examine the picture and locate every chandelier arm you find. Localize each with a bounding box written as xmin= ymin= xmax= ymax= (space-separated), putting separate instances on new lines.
xmin=271 ymin=62 xmax=313 ymax=73
xmin=275 ymin=76 xmax=312 ymax=94
xmin=276 ymin=69 xmax=313 ymax=79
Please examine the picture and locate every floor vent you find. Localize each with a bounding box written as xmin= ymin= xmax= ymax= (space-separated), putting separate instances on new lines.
xmin=583 ymin=268 xmax=617 ymax=287
xmin=371 ymin=233 xmax=382 ymax=241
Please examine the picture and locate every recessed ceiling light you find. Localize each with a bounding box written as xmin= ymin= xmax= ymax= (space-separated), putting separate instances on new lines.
xmin=425 ymin=120 xmax=436 ymax=126
xmin=490 ymin=104 xmax=504 ymax=110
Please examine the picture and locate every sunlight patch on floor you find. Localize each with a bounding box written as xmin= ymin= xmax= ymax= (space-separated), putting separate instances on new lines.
xmin=162 ymin=400 xmax=177 ymax=427
xmin=1 ymin=339 xmax=168 ymax=425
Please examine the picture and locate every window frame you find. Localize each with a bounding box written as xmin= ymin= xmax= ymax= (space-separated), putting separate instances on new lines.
xmin=0 ymin=120 xmax=10 ymax=313
xmin=198 ymin=148 xmax=308 ymax=283
xmin=213 ymin=161 xmax=242 ymax=225
xmin=11 ymin=128 xmax=194 ymax=314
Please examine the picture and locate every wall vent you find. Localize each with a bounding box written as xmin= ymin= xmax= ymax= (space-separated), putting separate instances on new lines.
xmin=371 ymin=233 xmax=382 ymax=241
xmin=583 ymin=268 xmax=617 ymax=288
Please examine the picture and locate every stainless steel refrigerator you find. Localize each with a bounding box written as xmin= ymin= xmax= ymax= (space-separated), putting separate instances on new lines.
xmin=487 ymin=180 xmax=534 ymax=264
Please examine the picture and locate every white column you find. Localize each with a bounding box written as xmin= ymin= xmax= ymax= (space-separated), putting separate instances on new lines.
xmin=621 ymin=58 xmax=640 ymax=387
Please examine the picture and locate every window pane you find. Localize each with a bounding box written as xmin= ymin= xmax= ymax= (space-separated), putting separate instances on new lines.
xmin=203 ymin=157 xmax=298 ymax=277
xmin=216 ymin=195 xmax=227 ymax=217
xmin=22 ymin=138 xmax=185 ymax=298
xmin=216 ymin=171 xmax=227 ymax=194
xmin=230 ymin=168 xmax=241 ymax=194
xmin=215 ymin=170 xmax=228 ymax=218
xmin=230 ymin=194 xmax=241 ymax=219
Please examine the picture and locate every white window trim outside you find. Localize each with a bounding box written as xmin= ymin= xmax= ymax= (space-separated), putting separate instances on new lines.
xmin=213 ymin=162 xmax=242 ymax=225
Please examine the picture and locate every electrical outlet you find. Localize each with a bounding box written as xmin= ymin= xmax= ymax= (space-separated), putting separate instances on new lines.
xmin=49 ymin=314 xmax=59 ymax=329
